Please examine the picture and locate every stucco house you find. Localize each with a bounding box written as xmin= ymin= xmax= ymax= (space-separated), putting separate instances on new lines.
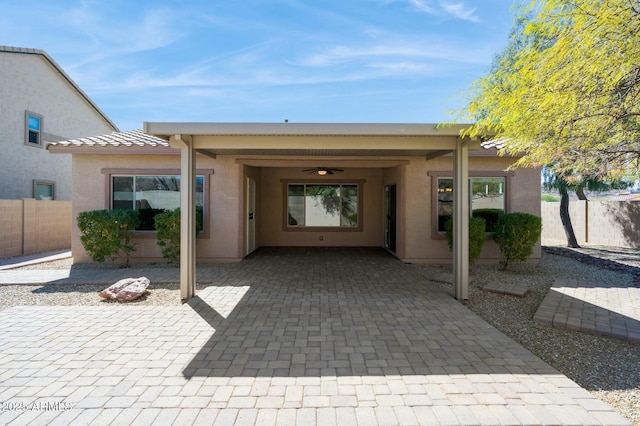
xmin=49 ymin=123 xmax=541 ymax=300
xmin=0 ymin=46 xmax=118 ymax=200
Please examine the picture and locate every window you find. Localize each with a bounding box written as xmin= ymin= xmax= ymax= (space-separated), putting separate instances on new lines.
xmin=112 ymin=175 xmax=204 ymax=231
xmin=25 ymin=112 xmax=43 ymax=146
xmin=437 ymin=177 xmax=506 ymax=232
xmin=34 ymin=180 xmax=55 ymax=200
xmin=287 ymin=183 xmax=359 ymax=228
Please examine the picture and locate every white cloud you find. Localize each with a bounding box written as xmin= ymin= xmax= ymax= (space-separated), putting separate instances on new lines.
xmin=401 ymin=0 xmax=480 ymax=22
xmin=440 ymin=2 xmax=480 ymax=22
xmin=409 ymin=0 xmax=437 ymax=14
xmin=288 ymin=39 xmax=491 ymax=70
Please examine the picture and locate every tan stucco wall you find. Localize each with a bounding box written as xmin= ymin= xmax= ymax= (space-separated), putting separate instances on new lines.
xmin=402 ymin=156 xmax=541 ymax=263
xmin=70 ymin=151 xmax=541 ymax=264
xmin=257 ymin=166 xmax=383 ymax=248
xmin=0 ymin=51 xmax=115 ymax=200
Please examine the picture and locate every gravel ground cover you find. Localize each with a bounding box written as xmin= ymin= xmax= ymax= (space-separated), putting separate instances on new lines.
xmin=1 ymin=247 xmax=639 ymax=424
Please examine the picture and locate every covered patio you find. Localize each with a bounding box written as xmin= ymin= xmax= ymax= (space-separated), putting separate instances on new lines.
xmin=144 ymin=122 xmax=480 ymax=302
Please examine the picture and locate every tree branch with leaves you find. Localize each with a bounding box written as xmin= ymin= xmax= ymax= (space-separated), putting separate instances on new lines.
xmin=456 ymin=0 xmax=640 ymax=181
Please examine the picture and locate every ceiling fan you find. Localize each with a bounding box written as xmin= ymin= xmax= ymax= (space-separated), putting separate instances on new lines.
xmin=302 ymin=167 xmax=344 ymax=176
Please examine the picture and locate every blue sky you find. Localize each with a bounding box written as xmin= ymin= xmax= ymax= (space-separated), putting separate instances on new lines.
xmin=2 ymin=0 xmax=517 ymax=131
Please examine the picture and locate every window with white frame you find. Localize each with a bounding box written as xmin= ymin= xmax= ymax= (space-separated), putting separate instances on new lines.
xmin=437 ymin=177 xmax=506 ymax=233
xmin=287 ymin=183 xmax=359 ymax=228
xmin=25 ymin=112 xmax=43 ymax=147
xmin=112 ymin=175 xmax=204 ymax=231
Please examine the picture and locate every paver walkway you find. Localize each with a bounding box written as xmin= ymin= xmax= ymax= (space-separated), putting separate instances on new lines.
xmin=0 ymin=248 xmax=631 ymax=425
xmin=534 ymin=278 xmax=640 ymax=343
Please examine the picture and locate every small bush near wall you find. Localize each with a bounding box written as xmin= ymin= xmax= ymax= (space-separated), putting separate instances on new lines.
xmin=472 ymin=208 xmax=504 ymax=233
xmin=77 ymin=209 xmax=139 ymax=267
xmin=155 ymin=209 xmax=181 ymax=265
xmin=155 ymin=208 xmax=203 ymax=265
xmin=493 ymin=212 xmax=542 ymax=270
xmin=137 ymin=208 xmax=168 ymax=230
xmin=444 ymin=216 xmax=487 ymax=265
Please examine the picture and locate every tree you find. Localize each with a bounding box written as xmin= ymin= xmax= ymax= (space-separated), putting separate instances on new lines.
xmin=542 ymin=167 xmax=632 ymax=247
xmin=457 ymin=0 xmax=640 ymax=181
xmin=542 ymin=169 xmax=580 ymax=247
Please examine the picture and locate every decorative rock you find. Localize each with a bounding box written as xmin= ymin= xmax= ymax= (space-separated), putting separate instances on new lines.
xmin=99 ymin=277 xmax=150 ymax=301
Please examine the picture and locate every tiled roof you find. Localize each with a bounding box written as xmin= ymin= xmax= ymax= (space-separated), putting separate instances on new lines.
xmin=49 ymin=129 xmax=169 ymax=148
xmin=480 ymin=137 xmax=509 ymax=150
xmin=0 ymin=46 xmax=118 ymax=132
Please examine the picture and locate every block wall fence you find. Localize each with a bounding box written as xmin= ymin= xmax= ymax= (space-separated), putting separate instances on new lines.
xmin=541 ymin=200 xmax=640 ymax=248
xmin=0 ymin=199 xmax=71 ymax=258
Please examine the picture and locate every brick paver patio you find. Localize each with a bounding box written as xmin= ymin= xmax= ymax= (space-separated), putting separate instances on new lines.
xmin=0 ymin=248 xmax=631 ymax=425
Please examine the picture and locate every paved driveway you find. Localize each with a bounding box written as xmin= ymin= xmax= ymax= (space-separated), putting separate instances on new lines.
xmin=0 ymin=248 xmax=630 ymax=425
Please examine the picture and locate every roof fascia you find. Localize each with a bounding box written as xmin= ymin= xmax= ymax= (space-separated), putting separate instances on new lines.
xmin=47 ymin=145 xmax=177 ymax=155
xmin=144 ymin=122 xmax=474 ymax=137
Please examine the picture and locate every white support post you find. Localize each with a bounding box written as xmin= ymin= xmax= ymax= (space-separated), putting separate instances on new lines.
xmin=453 ymin=139 xmax=469 ymax=301
xmin=175 ymin=134 xmax=196 ymax=302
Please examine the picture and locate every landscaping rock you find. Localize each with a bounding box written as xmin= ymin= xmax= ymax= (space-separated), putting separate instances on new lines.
xmin=99 ymin=277 xmax=150 ymax=301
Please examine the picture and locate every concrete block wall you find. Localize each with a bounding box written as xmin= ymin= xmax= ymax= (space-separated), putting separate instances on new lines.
xmin=0 ymin=200 xmax=24 ymax=258
xmin=542 ymin=200 xmax=640 ymax=248
xmin=0 ymin=199 xmax=71 ymax=258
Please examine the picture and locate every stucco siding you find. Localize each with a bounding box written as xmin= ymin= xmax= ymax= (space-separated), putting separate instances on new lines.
xmin=0 ymin=51 xmax=115 ymax=200
xmin=258 ymin=165 xmax=383 ymax=248
xmin=69 ymin=149 xmax=541 ymax=264
xmin=71 ymin=153 xmax=242 ymax=263
xmin=403 ymin=156 xmax=541 ymax=263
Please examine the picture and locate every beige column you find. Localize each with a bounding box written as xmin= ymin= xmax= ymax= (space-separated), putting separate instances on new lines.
xmin=453 ymin=139 xmax=469 ymax=301
xmin=172 ymin=134 xmax=196 ymax=301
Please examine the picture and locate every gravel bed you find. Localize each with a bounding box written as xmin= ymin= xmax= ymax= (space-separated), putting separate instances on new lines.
xmin=1 ymin=249 xmax=639 ymax=424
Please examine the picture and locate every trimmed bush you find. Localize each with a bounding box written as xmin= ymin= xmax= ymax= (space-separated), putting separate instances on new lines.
xmin=493 ymin=212 xmax=542 ymax=270
xmin=472 ymin=208 xmax=504 ymax=233
xmin=137 ymin=208 xmax=168 ymax=230
xmin=77 ymin=209 xmax=139 ymax=266
xmin=444 ymin=216 xmax=487 ymax=265
xmin=155 ymin=208 xmax=203 ymax=265
xmin=155 ymin=208 xmax=181 ymax=265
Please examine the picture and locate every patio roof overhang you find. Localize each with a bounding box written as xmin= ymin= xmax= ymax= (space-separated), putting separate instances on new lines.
xmin=143 ymin=122 xmax=475 ymax=302
xmin=143 ymin=122 xmax=483 ymax=159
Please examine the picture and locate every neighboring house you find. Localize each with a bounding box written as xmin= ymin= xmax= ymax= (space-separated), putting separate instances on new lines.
xmin=0 ymin=46 xmax=118 ymax=200
xmin=49 ymin=123 xmax=541 ymax=299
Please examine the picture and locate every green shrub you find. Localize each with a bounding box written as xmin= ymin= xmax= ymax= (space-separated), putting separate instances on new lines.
xmin=137 ymin=208 xmax=168 ymax=230
xmin=472 ymin=208 xmax=504 ymax=233
xmin=493 ymin=212 xmax=542 ymax=270
xmin=77 ymin=209 xmax=139 ymax=266
xmin=444 ymin=216 xmax=487 ymax=265
xmin=155 ymin=208 xmax=203 ymax=265
xmin=155 ymin=209 xmax=181 ymax=265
